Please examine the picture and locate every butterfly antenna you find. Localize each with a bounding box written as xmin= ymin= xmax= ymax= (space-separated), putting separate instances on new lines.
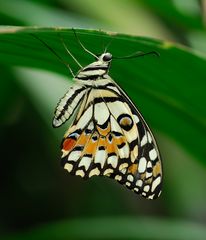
xmin=113 ymin=51 xmax=160 ymax=59
xmin=101 ymin=32 xmax=106 ymax=54
xmin=58 ymin=33 xmax=83 ymax=68
xmin=72 ymin=28 xmax=98 ymax=59
xmin=30 ymin=33 xmax=75 ymax=77
xmin=104 ymin=36 xmax=114 ymax=53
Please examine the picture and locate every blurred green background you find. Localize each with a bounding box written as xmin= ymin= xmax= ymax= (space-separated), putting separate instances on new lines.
xmin=0 ymin=0 xmax=206 ymax=239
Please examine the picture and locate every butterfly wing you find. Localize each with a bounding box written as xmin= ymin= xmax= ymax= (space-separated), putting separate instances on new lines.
xmin=53 ymin=83 xmax=87 ymax=128
xmin=60 ymin=78 xmax=162 ymax=199
xmin=61 ymin=87 xmax=129 ymax=178
xmin=109 ymin=78 xmax=163 ymax=199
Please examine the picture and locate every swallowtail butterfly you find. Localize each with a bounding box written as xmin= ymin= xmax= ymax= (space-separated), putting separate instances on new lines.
xmin=34 ymin=32 xmax=163 ymax=199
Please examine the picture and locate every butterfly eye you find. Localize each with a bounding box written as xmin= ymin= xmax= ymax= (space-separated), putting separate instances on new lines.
xmin=102 ymin=53 xmax=112 ymax=62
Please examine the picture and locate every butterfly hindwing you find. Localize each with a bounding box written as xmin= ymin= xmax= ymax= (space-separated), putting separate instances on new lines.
xmin=110 ymin=80 xmax=163 ymax=199
xmin=60 ymin=78 xmax=162 ymax=199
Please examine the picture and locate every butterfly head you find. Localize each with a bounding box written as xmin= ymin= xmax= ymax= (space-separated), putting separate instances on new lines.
xmin=98 ymin=53 xmax=112 ymax=63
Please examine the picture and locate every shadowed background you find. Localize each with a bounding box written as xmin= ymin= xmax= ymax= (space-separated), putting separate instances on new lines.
xmin=0 ymin=0 xmax=206 ymax=239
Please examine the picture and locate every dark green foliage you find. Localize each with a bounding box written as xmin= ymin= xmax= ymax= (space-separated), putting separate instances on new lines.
xmin=1 ymin=1 xmax=206 ymax=239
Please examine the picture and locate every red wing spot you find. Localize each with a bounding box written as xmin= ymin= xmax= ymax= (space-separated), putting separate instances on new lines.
xmin=62 ymin=138 xmax=76 ymax=151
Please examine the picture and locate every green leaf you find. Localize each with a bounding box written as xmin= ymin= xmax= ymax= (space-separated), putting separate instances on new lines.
xmin=3 ymin=217 xmax=206 ymax=240
xmin=0 ymin=26 xmax=206 ymax=167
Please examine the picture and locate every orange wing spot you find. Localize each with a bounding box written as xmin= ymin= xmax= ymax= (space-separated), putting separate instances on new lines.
xmin=128 ymin=164 xmax=138 ymax=175
xmin=77 ymin=133 xmax=89 ymax=145
xmin=62 ymin=138 xmax=76 ymax=151
xmin=98 ymin=137 xmax=106 ymax=148
xmin=153 ymin=162 xmax=161 ymax=177
xmin=107 ymin=141 xmax=116 ymax=155
xmin=120 ymin=118 xmax=131 ymax=126
xmin=113 ymin=136 xmax=126 ymax=146
xmin=97 ymin=124 xmax=111 ymax=137
xmin=84 ymin=138 xmax=98 ymax=155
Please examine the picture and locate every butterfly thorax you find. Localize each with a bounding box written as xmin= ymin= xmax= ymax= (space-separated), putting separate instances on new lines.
xmin=75 ymin=52 xmax=112 ymax=81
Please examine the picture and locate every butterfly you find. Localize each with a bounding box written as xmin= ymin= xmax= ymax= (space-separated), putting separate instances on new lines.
xmin=50 ymin=33 xmax=163 ymax=200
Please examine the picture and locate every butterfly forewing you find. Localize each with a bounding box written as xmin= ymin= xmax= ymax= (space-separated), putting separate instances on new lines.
xmin=53 ymin=83 xmax=87 ymax=128
xmin=54 ymin=52 xmax=162 ymax=200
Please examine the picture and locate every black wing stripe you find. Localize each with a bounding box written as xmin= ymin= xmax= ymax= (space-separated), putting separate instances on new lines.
xmin=53 ymin=84 xmax=87 ymax=127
